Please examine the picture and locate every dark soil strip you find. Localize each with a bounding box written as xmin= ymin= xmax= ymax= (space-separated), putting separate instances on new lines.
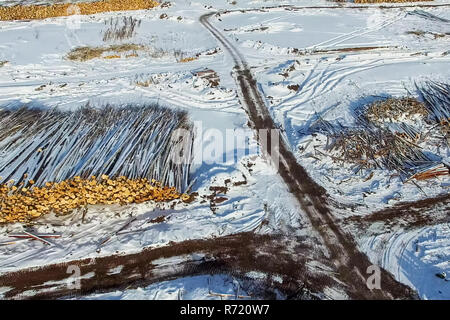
xmin=313 ymin=46 xmax=390 ymax=53
xmin=345 ymin=193 xmax=450 ymax=236
xmin=0 ymin=233 xmax=342 ymax=300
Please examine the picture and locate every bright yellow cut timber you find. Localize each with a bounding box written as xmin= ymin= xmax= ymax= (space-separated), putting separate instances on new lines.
xmin=179 ymin=57 xmax=198 ymax=63
xmin=181 ymin=194 xmax=190 ymax=201
xmin=104 ymin=54 xmax=121 ymax=59
xmin=0 ymin=0 xmax=159 ymax=21
xmin=0 ymin=176 xmax=181 ymax=224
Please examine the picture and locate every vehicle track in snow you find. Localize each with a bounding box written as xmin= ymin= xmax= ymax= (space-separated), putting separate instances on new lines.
xmin=200 ymin=11 xmax=416 ymax=300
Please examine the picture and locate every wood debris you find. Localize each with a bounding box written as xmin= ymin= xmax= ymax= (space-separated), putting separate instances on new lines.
xmin=96 ymin=217 xmax=137 ymax=252
xmin=324 ymin=127 xmax=432 ymax=177
xmin=312 ymin=83 xmax=450 ymax=181
xmin=416 ymin=80 xmax=450 ymax=146
xmin=22 ymin=231 xmax=53 ymax=246
xmin=0 ymin=241 xmax=17 ymax=246
xmin=194 ymin=69 xmax=220 ymax=87
xmin=365 ymin=97 xmax=428 ymax=126
xmin=406 ymin=163 xmax=449 ymax=181
xmin=8 ymin=233 xmax=61 ymax=239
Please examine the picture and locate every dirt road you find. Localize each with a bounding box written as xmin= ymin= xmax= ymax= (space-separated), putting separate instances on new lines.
xmin=199 ymin=12 xmax=416 ymax=300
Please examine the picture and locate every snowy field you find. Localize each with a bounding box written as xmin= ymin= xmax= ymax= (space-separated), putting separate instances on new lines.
xmin=0 ymin=0 xmax=449 ymax=300
xmin=75 ymin=274 xmax=253 ymax=300
xmin=214 ymin=5 xmax=450 ymax=210
xmin=360 ymin=223 xmax=450 ymax=300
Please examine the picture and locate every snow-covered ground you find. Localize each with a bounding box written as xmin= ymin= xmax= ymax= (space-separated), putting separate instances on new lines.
xmin=0 ymin=0 xmax=315 ymax=276
xmin=214 ymin=5 xmax=450 ymax=211
xmin=75 ymin=274 xmax=252 ymax=300
xmin=360 ymin=223 xmax=450 ymax=300
xmin=0 ymin=0 xmax=449 ymax=300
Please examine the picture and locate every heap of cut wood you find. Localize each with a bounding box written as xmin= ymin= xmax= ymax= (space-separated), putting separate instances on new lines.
xmin=354 ymin=97 xmax=430 ymax=144
xmin=0 ymin=104 xmax=193 ymax=192
xmin=0 ymin=175 xmax=189 ymax=224
xmin=365 ymin=97 xmax=428 ymax=126
xmin=313 ymin=86 xmax=450 ymax=181
xmin=416 ymin=80 xmax=450 ymax=146
xmin=324 ymin=127 xmax=431 ymax=177
xmin=0 ymin=0 xmax=159 ymax=21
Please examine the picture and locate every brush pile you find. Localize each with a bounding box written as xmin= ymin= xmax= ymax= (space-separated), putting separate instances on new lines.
xmin=0 ymin=0 xmax=159 ymax=21
xmin=355 ymin=97 xmax=429 ymax=144
xmin=67 ymin=44 xmax=145 ymax=61
xmin=365 ymin=97 xmax=428 ymax=126
xmin=0 ymin=104 xmax=193 ymax=192
xmin=312 ymin=122 xmax=442 ymax=180
xmin=313 ymin=80 xmax=450 ymax=180
xmin=416 ymin=81 xmax=450 ymax=122
xmin=323 ymin=127 xmax=432 ymax=177
xmin=0 ymin=176 xmax=187 ymax=224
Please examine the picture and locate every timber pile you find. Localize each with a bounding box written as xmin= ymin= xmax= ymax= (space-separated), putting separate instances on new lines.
xmin=355 ymin=97 xmax=428 ymax=143
xmin=0 ymin=0 xmax=159 ymax=21
xmin=312 ymin=85 xmax=450 ymax=181
xmin=0 ymin=105 xmax=193 ymax=192
xmin=0 ymin=175 xmax=187 ymax=224
xmin=416 ymin=81 xmax=450 ymax=122
xmin=366 ymin=97 xmax=428 ymax=125
xmin=416 ymin=80 xmax=450 ymax=146
xmin=324 ymin=127 xmax=432 ymax=177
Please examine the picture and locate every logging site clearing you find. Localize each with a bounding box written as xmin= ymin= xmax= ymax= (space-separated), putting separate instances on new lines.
xmin=0 ymin=0 xmax=449 ymax=301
